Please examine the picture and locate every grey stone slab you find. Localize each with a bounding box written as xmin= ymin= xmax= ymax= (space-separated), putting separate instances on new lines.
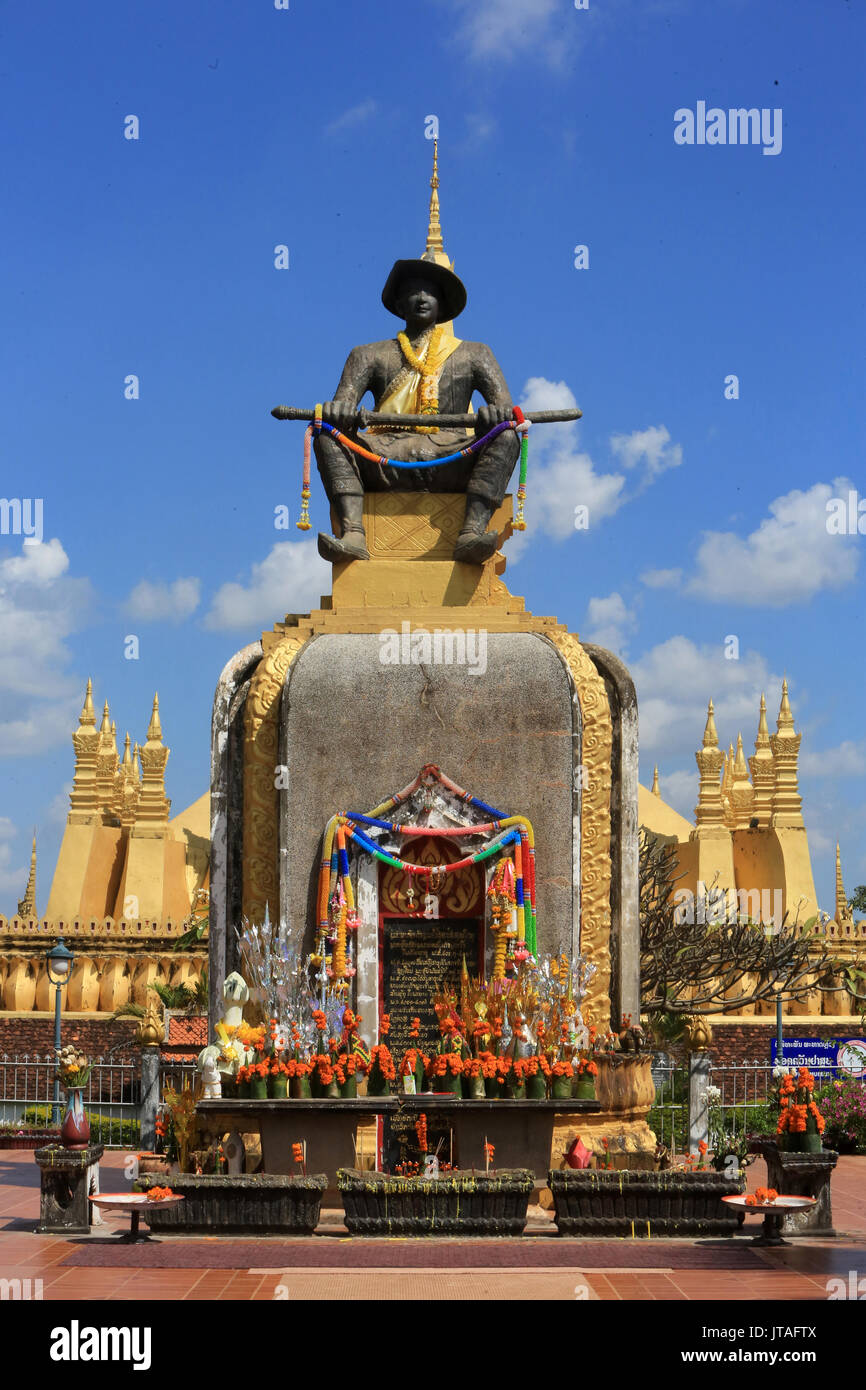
xmin=279 ymin=632 xmax=578 ymax=973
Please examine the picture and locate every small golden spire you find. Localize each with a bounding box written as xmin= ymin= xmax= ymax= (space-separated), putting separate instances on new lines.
xmin=425 ymin=138 xmax=445 ymax=259
xmin=133 ymin=742 xmax=141 ymax=779
xmin=749 ymin=693 xmax=775 ymax=825
xmin=733 ymin=733 xmax=749 ymax=779
xmin=777 ymin=677 xmax=795 ymax=732
xmin=147 ymin=693 xmax=163 ymax=743
xmin=121 ymin=731 xmax=133 ymax=769
xmin=694 ymin=699 xmax=726 ymax=831
xmin=651 ymin=766 xmax=660 ymax=796
xmin=756 ymin=693 xmax=771 ymax=748
xmin=702 ymin=698 xmax=719 ymax=749
xmin=80 ymin=678 xmax=96 ymax=727
xmin=99 ymin=700 xmax=111 ymax=737
xmin=17 ymin=833 xmax=37 ymax=918
xmin=770 ymin=678 xmax=804 ymax=827
xmin=835 ymin=843 xmax=851 ymax=924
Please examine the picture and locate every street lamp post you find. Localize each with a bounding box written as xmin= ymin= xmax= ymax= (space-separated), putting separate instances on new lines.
xmin=772 ymin=975 xmax=786 ymax=1068
xmin=46 ymin=938 xmax=75 ymax=1125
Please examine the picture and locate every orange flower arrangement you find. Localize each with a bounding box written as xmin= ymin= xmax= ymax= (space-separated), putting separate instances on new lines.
xmin=379 ymin=1013 xmax=391 ymax=1037
xmin=145 ymin=1186 xmax=175 ymax=1202
xmin=483 ymin=1141 xmax=495 ymax=1161
xmin=479 ymin=1051 xmax=498 ymax=1079
xmin=745 ymin=1186 xmax=779 ymax=1207
xmin=551 ymin=1060 xmax=574 ymax=1078
xmin=400 ymin=1048 xmax=418 ymax=1077
xmin=369 ymin=1044 xmax=396 ymax=1081
xmin=311 ymin=1009 xmax=327 ymax=1034
xmin=409 ymin=1017 xmax=421 ymax=1040
xmin=415 ymin=1113 xmax=428 ymax=1153
xmin=269 ymin=1059 xmax=290 ymax=1077
xmin=432 ymin=1051 xmax=463 ymax=1078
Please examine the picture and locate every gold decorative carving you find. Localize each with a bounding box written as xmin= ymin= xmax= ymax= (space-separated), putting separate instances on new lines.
xmin=366 ymin=493 xmax=467 ymax=559
xmin=379 ymin=835 xmax=482 ymax=915
xmin=547 ymin=631 xmax=613 ymax=1030
xmin=242 ymin=635 xmax=309 ymax=924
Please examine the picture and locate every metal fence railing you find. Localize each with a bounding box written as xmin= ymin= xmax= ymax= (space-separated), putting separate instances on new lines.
xmin=0 ymin=1052 xmax=141 ymax=1147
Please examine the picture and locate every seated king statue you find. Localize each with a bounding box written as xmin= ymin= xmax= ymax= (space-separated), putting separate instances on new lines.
xmin=314 ymin=148 xmax=520 ymax=566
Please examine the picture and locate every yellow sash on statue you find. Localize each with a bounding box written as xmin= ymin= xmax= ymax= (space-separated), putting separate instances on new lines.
xmin=368 ymin=325 xmax=470 ymax=434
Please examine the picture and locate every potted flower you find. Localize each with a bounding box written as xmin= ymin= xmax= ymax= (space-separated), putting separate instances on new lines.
xmin=776 ymin=1067 xmax=825 ymax=1153
xmin=367 ymin=1014 xmax=396 ymax=1096
xmin=268 ymin=1059 xmax=290 ymax=1099
xmin=522 ymin=1053 xmax=548 ymax=1100
xmin=55 ymin=1045 xmax=93 ymax=1149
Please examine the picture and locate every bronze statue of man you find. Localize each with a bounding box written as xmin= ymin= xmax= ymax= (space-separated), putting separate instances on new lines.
xmin=314 ymin=256 xmax=520 ymax=565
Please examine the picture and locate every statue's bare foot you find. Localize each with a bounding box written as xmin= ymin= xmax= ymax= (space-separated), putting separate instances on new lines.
xmin=317 ymin=530 xmax=370 ymax=562
xmin=453 ymin=529 xmax=498 ymax=564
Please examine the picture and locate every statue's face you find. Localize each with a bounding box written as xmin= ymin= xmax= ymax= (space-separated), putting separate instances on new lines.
xmin=396 ymin=276 xmax=441 ymax=328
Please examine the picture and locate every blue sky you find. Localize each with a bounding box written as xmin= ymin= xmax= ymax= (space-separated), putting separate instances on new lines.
xmin=1 ymin=0 xmax=864 ymax=917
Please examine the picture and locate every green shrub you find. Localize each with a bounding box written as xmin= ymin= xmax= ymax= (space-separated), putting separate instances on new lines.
xmin=20 ymin=1104 xmax=139 ymax=1148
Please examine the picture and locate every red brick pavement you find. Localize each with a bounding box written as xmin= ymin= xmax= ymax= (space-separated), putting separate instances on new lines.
xmin=0 ymin=1149 xmax=863 ymax=1302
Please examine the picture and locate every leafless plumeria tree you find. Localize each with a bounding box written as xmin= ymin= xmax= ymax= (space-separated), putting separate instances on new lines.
xmin=639 ymin=828 xmax=864 ymax=1017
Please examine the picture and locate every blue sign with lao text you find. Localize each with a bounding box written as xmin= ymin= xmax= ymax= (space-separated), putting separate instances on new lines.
xmin=771 ymin=1037 xmax=866 ymax=1076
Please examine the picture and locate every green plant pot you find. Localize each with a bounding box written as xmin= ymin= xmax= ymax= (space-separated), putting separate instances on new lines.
xmin=506 ymin=1081 xmax=527 ymax=1100
xmin=250 ymin=1078 xmax=269 ymax=1101
xmin=238 ymin=1080 xmax=252 ymax=1100
xmin=467 ymin=1073 xmax=486 ymax=1099
xmin=573 ymin=1078 xmax=596 ymax=1101
xmin=526 ymin=1073 xmax=547 ymax=1100
xmin=290 ymin=1074 xmax=312 ymax=1099
xmin=551 ymin=1076 xmax=573 ymax=1100
xmin=341 ymin=1075 xmax=358 ymax=1099
xmin=268 ymin=1075 xmax=289 ymax=1099
xmin=484 ymin=1077 xmax=499 ymax=1099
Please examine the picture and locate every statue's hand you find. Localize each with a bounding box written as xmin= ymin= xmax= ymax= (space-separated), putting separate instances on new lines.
xmin=321 ymin=400 xmax=357 ymax=434
xmin=475 ymin=403 xmax=512 ymax=437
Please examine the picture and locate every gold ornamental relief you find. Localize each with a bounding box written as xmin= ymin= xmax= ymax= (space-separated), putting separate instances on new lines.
xmin=547 ymin=631 xmax=613 ymax=1028
xmin=379 ymin=834 xmax=483 ymax=916
xmin=242 ymin=635 xmax=308 ymax=924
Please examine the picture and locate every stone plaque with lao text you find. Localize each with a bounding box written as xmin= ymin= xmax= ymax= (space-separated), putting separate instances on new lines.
xmin=383 ymin=916 xmax=482 ymax=1065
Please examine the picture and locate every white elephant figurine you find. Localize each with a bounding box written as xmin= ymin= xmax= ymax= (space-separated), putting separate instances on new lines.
xmin=220 ymin=971 xmax=250 ymax=1031
xmin=196 ymin=1044 xmax=223 ymax=1099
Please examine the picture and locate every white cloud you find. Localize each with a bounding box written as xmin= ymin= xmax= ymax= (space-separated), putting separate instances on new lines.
xmin=449 ymin=0 xmax=577 ymax=65
xmin=0 ymin=836 xmax=27 ymax=913
xmin=800 ymin=740 xmax=866 ymax=780
xmin=0 ymin=537 xmax=68 ymax=586
xmin=686 ymin=480 xmax=860 ymax=606
xmin=583 ymin=592 xmax=636 ymax=658
xmin=650 ymin=767 xmax=698 ymax=821
xmin=0 ymin=817 xmax=16 ymax=841
xmin=325 ymin=100 xmax=378 ymax=136
xmin=204 ymin=541 xmax=330 ymax=631
xmin=125 ymin=577 xmax=201 ymax=623
xmin=517 ymin=379 xmax=683 ymax=546
xmin=610 ymin=425 xmax=683 ymax=481
xmin=0 ymin=539 xmax=92 ymax=755
xmin=519 ymin=378 xmax=625 ymax=541
xmin=630 ymin=635 xmax=781 ymax=765
xmin=641 ymin=567 xmax=682 ymax=589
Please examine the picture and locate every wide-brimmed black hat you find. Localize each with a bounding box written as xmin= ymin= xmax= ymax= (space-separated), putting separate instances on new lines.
xmin=381 ymin=257 xmax=467 ymax=322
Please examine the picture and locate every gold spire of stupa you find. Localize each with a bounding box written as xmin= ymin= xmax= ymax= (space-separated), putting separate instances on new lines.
xmin=651 ymin=766 xmax=660 ymax=796
xmin=423 ymin=138 xmax=450 ymax=268
xmin=835 ymin=843 xmax=852 ymax=925
xmin=16 ymin=834 xmax=37 ymax=919
xmin=749 ymin=693 xmax=775 ymax=824
xmin=147 ymin=692 xmax=163 ymax=743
